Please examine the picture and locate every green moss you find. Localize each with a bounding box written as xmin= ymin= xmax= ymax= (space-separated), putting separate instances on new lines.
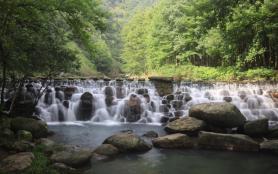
xmin=22 ymin=145 xmax=59 ymax=174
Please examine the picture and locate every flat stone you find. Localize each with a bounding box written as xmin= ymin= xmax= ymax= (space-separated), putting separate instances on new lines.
xmin=152 ymin=133 xmax=194 ymax=149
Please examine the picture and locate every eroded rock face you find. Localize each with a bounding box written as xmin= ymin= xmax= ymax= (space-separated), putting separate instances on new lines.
xmin=165 ymin=117 xmax=206 ymax=136
xmin=0 ymin=152 xmax=34 ymax=173
xmin=76 ymin=92 xmax=95 ymax=121
xmin=152 ymin=133 xmax=194 ymax=149
xmin=189 ymin=102 xmax=246 ymax=128
xmin=198 ymin=131 xmax=259 ymax=152
xmin=244 ymin=118 xmax=269 ymax=137
xmin=149 ymin=76 xmax=173 ymax=97
xmin=103 ymin=132 xmax=152 ymax=153
xmin=122 ymin=94 xmax=143 ymax=122
xmin=11 ymin=117 xmax=48 ymax=138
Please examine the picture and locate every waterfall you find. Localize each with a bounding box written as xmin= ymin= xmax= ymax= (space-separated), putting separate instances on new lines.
xmin=32 ymin=80 xmax=278 ymax=123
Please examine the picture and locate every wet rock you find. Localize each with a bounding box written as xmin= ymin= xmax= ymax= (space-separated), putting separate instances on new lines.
xmin=238 ymin=91 xmax=247 ymax=100
xmin=244 ymin=118 xmax=268 ymax=137
xmin=162 ymin=99 xmax=168 ymax=105
xmin=136 ymin=88 xmax=148 ymax=95
xmin=50 ymin=147 xmax=93 ymax=168
xmin=103 ymin=132 xmax=152 ymax=153
xmin=198 ymin=131 xmax=259 ymax=152
xmin=55 ymin=87 xmax=64 ymax=101
xmin=152 ymin=133 xmax=194 ymax=149
xmin=94 ymin=144 xmax=119 ymax=156
xmin=122 ymin=94 xmax=143 ymax=122
xmin=142 ymin=131 xmax=159 ymax=138
xmin=116 ymin=86 xmax=125 ymax=99
xmin=104 ymin=86 xmax=114 ymax=97
xmin=189 ymin=102 xmax=246 ymax=128
xmin=11 ymin=117 xmax=48 ymax=138
xmin=0 ymin=152 xmax=34 ymax=173
xmin=17 ymin=130 xmax=33 ymax=141
xmin=166 ymin=95 xmax=174 ymax=102
xmin=183 ymin=93 xmax=192 ymax=102
xmin=64 ymin=86 xmax=77 ymax=100
xmin=204 ymin=92 xmax=213 ymax=100
xmin=159 ymin=104 xmax=170 ymax=113
xmin=44 ymin=88 xmax=53 ymax=105
xmin=160 ymin=116 xmax=170 ymax=123
xmin=260 ymin=140 xmax=278 ymax=153
xmin=219 ymin=90 xmax=230 ymax=97
xmin=63 ymin=100 xmax=70 ymax=108
xmin=171 ymin=100 xmax=183 ymax=110
xmin=105 ymin=96 xmax=115 ymax=107
xmin=51 ymin=163 xmax=77 ymax=174
xmin=12 ymin=141 xmax=34 ymax=152
xmin=165 ymin=117 xmax=206 ymax=136
xmin=223 ymin=96 xmax=232 ymax=102
xmin=149 ymin=76 xmax=173 ymax=97
xmin=76 ymin=92 xmax=95 ymax=121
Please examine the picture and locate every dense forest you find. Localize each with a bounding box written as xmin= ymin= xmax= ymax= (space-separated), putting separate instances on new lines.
xmin=0 ymin=0 xmax=278 ymax=81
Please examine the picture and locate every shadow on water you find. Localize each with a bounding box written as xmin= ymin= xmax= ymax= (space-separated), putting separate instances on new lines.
xmin=49 ymin=123 xmax=278 ymax=174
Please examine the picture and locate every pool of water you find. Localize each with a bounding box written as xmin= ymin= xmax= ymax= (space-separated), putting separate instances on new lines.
xmin=48 ymin=123 xmax=278 ymax=174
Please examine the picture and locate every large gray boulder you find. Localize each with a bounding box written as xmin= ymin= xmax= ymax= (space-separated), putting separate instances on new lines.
xmin=198 ymin=131 xmax=259 ymax=152
xmin=244 ymin=118 xmax=269 ymax=137
xmin=152 ymin=133 xmax=194 ymax=149
xmin=165 ymin=117 xmax=206 ymax=136
xmin=76 ymin=92 xmax=95 ymax=121
xmin=50 ymin=147 xmax=93 ymax=168
xmin=0 ymin=152 xmax=34 ymax=173
xmin=11 ymin=117 xmax=48 ymax=138
xmin=189 ymin=102 xmax=246 ymax=128
xmin=94 ymin=144 xmax=119 ymax=156
xmin=103 ymin=132 xmax=152 ymax=153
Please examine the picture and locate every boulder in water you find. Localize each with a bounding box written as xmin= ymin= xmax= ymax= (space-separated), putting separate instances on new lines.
xmin=189 ymin=102 xmax=246 ymax=128
xmin=152 ymin=133 xmax=194 ymax=149
xmin=64 ymin=86 xmax=77 ymax=100
xmin=149 ymin=76 xmax=173 ymax=97
xmin=244 ymin=118 xmax=268 ymax=137
xmin=142 ymin=131 xmax=159 ymax=138
xmin=165 ymin=117 xmax=206 ymax=136
xmin=223 ymin=96 xmax=232 ymax=102
xmin=103 ymin=132 xmax=152 ymax=153
xmin=198 ymin=131 xmax=259 ymax=152
xmin=17 ymin=130 xmax=33 ymax=141
xmin=171 ymin=100 xmax=183 ymax=110
xmin=260 ymin=140 xmax=278 ymax=153
xmin=11 ymin=117 xmax=48 ymax=138
xmin=0 ymin=152 xmax=34 ymax=173
xmin=94 ymin=144 xmax=119 ymax=156
xmin=136 ymin=88 xmax=148 ymax=95
xmin=122 ymin=94 xmax=143 ymax=122
xmin=76 ymin=92 xmax=95 ymax=121
xmin=104 ymin=86 xmax=114 ymax=97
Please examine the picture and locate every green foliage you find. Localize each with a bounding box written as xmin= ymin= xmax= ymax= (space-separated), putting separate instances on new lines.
xmin=23 ymin=145 xmax=58 ymax=174
xmin=121 ymin=0 xmax=278 ymax=79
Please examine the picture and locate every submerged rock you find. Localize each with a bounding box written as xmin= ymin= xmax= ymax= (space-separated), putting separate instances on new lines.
xmin=11 ymin=117 xmax=48 ymax=138
xmin=189 ymin=102 xmax=246 ymax=128
xmin=198 ymin=131 xmax=259 ymax=152
xmin=0 ymin=152 xmax=34 ymax=173
xmin=142 ymin=131 xmax=159 ymax=138
xmin=165 ymin=117 xmax=206 ymax=136
xmin=103 ymin=132 xmax=152 ymax=153
xmin=244 ymin=118 xmax=269 ymax=137
xmin=260 ymin=140 xmax=278 ymax=153
xmin=152 ymin=133 xmax=194 ymax=149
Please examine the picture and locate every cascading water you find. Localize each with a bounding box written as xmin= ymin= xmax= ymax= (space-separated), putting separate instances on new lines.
xmin=33 ymin=80 xmax=278 ymax=123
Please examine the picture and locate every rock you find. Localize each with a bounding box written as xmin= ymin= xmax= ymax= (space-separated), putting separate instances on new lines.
xmin=11 ymin=117 xmax=48 ymax=139
xmin=103 ymin=132 xmax=152 ymax=153
xmin=116 ymin=86 xmax=125 ymax=99
xmin=76 ymin=92 xmax=95 ymax=121
xmin=166 ymin=95 xmax=174 ymax=102
xmin=159 ymin=104 xmax=170 ymax=113
xmin=189 ymin=102 xmax=246 ymax=128
xmin=198 ymin=131 xmax=259 ymax=152
xmin=94 ymin=144 xmax=119 ymax=156
xmin=260 ymin=140 xmax=278 ymax=153
xmin=244 ymin=118 xmax=268 ymax=137
xmin=267 ymin=129 xmax=278 ymax=139
xmin=122 ymin=94 xmax=143 ymax=122
xmin=183 ymin=93 xmax=192 ymax=102
xmin=149 ymin=76 xmax=173 ymax=97
xmin=104 ymin=86 xmax=115 ymax=97
xmin=171 ymin=100 xmax=183 ymax=110
xmin=50 ymin=147 xmax=93 ymax=168
xmin=0 ymin=152 xmax=34 ymax=173
xmin=165 ymin=117 xmax=206 ymax=136
xmin=17 ymin=130 xmax=33 ymax=141
xmin=0 ymin=116 xmax=11 ymax=130
xmin=152 ymin=133 xmax=194 ymax=149
xmin=142 ymin=131 xmax=159 ymax=138
xmin=64 ymin=86 xmax=77 ymax=100
xmin=51 ymin=163 xmax=77 ymax=174
xmin=136 ymin=88 xmax=148 ymax=95
xmin=223 ymin=96 xmax=232 ymax=102
xmin=12 ymin=141 xmax=34 ymax=152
